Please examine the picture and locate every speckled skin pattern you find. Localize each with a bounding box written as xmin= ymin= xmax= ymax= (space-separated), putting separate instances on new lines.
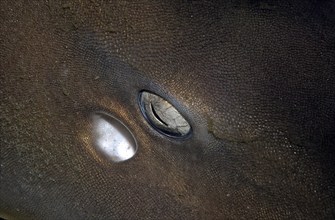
xmin=1 ymin=1 xmax=335 ymax=219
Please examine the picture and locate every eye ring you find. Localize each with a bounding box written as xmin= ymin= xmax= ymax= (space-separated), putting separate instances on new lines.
xmin=138 ymin=91 xmax=192 ymax=139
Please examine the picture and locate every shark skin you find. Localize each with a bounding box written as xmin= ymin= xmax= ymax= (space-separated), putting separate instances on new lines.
xmin=1 ymin=1 xmax=335 ymax=219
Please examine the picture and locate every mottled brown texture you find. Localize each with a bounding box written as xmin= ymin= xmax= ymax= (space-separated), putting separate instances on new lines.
xmin=1 ymin=0 xmax=335 ymax=219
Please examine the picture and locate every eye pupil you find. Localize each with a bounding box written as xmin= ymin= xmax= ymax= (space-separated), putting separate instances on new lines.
xmin=150 ymin=103 xmax=169 ymax=126
xmin=139 ymin=91 xmax=192 ymax=138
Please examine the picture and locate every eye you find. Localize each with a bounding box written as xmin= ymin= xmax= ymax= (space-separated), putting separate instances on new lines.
xmin=139 ymin=91 xmax=192 ymax=138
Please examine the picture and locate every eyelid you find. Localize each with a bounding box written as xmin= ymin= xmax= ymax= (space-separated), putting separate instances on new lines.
xmin=138 ymin=91 xmax=192 ymax=138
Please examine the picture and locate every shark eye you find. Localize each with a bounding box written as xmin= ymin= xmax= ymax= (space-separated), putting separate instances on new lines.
xmin=139 ymin=91 xmax=191 ymax=138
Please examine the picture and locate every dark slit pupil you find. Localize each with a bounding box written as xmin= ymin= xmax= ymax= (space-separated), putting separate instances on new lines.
xmin=150 ymin=103 xmax=169 ymax=126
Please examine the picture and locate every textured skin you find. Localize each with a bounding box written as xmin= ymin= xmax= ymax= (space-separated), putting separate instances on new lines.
xmin=1 ymin=1 xmax=335 ymax=219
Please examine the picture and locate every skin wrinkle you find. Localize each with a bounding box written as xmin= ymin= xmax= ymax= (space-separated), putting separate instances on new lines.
xmin=1 ymin=0 xmax=335 ymax=219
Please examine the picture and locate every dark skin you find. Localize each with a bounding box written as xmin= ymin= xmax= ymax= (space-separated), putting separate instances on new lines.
xmin=1 ymin=1 xmax=334 ymax=219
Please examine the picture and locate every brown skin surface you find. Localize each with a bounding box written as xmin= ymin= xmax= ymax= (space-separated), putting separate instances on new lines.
xmin=1 ymin=1 xmax=335 ymax=219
